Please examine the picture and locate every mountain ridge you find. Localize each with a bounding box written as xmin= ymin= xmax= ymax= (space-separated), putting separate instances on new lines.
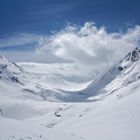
xmin=0 ymin=47 xmax=140 ymax=102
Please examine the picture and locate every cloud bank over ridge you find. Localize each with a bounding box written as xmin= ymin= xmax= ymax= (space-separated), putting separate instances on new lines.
xmin=1 ymin=22 xmax=140 ymax=73
xmin=37 ymin=22 xmax=140 ymax=71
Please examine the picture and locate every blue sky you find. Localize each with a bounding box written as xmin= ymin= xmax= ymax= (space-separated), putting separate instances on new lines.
xmin=0 ymin=0 xmax=140 ymax=37
xmin=0 ymin=0 xmax=140 ymax=62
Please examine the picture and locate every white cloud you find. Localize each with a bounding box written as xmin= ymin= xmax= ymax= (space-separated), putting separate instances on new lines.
xmin=37 ymin=22 xmax=140 ymax=72
xmin=0 ymin=33 xmax=41 ymax=48
xmin=1 ymin=22 xmax=140 ymax=75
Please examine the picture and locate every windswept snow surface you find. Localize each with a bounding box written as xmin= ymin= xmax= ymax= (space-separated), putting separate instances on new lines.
xmin=0 ymin=48 xmax=140 ymax=140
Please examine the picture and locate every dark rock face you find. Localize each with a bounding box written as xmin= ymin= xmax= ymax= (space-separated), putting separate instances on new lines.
xmin=0 ymin=54 xmax=4 ymax=59
xmin=118 ymin=66 xmax=123 ymax=71
xmin=124 ymin=47 xmax=140 ymax=63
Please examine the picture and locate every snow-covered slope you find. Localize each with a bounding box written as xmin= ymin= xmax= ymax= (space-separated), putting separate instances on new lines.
xmin=78 ymin=47 xmax=140 ymax=100
xmin=0 ymin=48 xmax=140 ymax=140
xmin=18 ymin=62 xmax=92 ymax=102
xmin=0 ymin=54 xmax=23 ymax=85
xmin=0 ymin=54 xmax=92 ymax=102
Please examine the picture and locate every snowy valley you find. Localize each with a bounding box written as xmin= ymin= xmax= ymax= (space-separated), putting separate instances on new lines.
xmin=0 ymin=48 xmax=140 ymax=140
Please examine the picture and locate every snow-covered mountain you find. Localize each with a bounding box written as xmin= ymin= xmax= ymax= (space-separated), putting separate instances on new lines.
xmin=0 ymin=54 xmax=22 ymax=83
xmin=0 ymin=48 xmax=140 ymax=140
xmin=0 ymin=54 xmax=92 ymax=101
xmin=79 ymin=47 xmax=140 ymax=99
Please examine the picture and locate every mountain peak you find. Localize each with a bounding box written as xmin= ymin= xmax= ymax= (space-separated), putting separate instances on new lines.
xmin=125 ymin=47 xmax=140 ymax=62
xmin=119 ymin=47 xmax=140 ymax=70
xmin=0 ymin=54 xmax=8 ymax=66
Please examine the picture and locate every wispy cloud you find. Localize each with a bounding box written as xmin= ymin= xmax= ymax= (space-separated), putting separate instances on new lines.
xmin=0 ymin=33 xmax=41 ymax=49
xmin=39 ymin=3 xmax=75 ymax=14
xmin=28 ymin=2 xmax=76 ymax=18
